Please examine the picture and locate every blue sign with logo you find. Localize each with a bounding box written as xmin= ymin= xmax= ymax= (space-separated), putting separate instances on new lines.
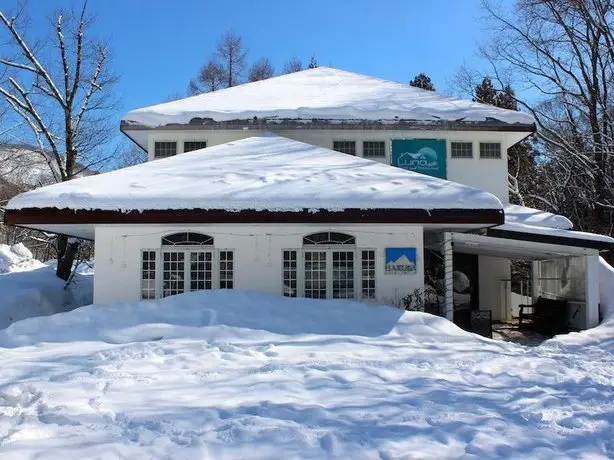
xmin=385 ymin=247 xmax=417 ymax=275
xmin=391 ymin=139 xmax=447 ymax=179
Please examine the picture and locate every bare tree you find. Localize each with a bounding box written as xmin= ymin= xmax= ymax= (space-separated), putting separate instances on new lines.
xmin=216 ymin=30 xmax=247 ymax=87
xmin=283 ymin=56 xmax=303 ymax=74
xmin=0 ymin=2 xmax=119 ymax=279
xmin=247 ymin=57 xmax=274 ymax=82
xmin=188 ymin=58 xmax=225 ymax=95
xmin=479 ymin=0 xmax=614 ymax=235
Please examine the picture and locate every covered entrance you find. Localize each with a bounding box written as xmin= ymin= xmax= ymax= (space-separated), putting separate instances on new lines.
xmin=436 ymin=224 xmax=613 ymax=333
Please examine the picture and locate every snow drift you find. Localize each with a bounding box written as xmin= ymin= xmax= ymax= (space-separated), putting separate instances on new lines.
xmin=1 ymin=289 xmax=614 ymax=459
xmin=0 ymin=246 xmax=93 ymax=330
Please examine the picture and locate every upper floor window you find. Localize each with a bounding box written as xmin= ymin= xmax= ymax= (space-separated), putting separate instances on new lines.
xmin=479 ymin=142 xmax=502 ymax=159
xmin=451 ymin=142 xmax=473 ymax=159
xmin=333 ymin=141 xmax=356 ymax=156
xmin=363 ymin=141 xmax=386 ymax=158
xmin=184 ymin=141 xmax=207 ymax=152
xmin=154 ymin=141 xmax=177 ymax=159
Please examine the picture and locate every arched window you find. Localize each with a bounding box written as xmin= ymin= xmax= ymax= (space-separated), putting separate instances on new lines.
xmin=161 ymin=232 xmax=214 ymax=246
xmin=302 ymin=232 xmax=355 ymax=245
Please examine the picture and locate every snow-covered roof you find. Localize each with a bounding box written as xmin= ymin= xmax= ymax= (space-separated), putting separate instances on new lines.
xmin=504 ymin=204 xmax=573 ymax=230
xmin=493 ymin=222 xmax=614 ymax=245
xmin=122 ymin=67 xmax=535 ymax=128
xmin=7 ymin=136 xmax=502 ymax=213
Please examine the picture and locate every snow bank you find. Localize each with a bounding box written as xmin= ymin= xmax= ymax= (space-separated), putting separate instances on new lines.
xmin=7 ymin=136 xmax=503 ymax=212
xmin=0 ymin=243 xmax=44 ymax=273
xmin=0 ymin=290 xmax=472 ymax=348
xmin=0 ymin=255 xmax=93 ymax=330
xmin=1 ymin=290 xmax=614 ymax=459
xmin=123 ymin=67 xmax=535 ymax=127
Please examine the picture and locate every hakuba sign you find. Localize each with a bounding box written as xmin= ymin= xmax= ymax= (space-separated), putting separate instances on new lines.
xmin=385 ymin=248 xmax=417 ymax=275
xmin=391 ymin=139 xmax=447 ymax=179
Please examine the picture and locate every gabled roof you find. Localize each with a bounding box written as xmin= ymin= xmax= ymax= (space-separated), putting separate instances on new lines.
xmin=5 ymin=136 xmax=503 ymax=226
xmin=122 ymin=67 xmax=535 ymax=128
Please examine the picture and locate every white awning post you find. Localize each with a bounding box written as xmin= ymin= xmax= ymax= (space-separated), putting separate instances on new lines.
xmin=531 ymin=261 xmax=540 ymax=302
xmin=585 ymin=254 xmax=600 ymax=329
xmin=443 ymin=232 xmax=454 ymax=321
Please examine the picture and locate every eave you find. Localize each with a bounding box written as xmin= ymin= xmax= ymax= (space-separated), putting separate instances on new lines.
xmin=120 ymin=119 xmax=536 ymax=134
xmin=5 ymin=207 xmax=504 ymax=227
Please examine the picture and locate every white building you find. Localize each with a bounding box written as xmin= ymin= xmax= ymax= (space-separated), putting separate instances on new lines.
xmin=5 ymin=67 xmax=613 ymax=331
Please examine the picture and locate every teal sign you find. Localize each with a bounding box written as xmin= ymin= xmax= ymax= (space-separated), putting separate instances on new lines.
xmin=391 ymin=139 xmax=447 ymax=179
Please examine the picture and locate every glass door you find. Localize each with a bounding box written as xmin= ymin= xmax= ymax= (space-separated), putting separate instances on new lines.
xmin=304 ymin=251 xmax=327 ymax=298
xmin=189 ymin=251 xmax=213 ymax=291
xmin=162 ymin=251 xmax=185 ymax=297
xmin=332 ymin=250 xmax=354 ymax=299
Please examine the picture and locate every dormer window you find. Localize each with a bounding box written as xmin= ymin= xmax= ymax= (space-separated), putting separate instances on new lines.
xmin=479 ymin=142 xmax=502 ymax=159
xmin=333 ymin=141 xmax=356 ymax=156
xmin=153 ymin=141 xmax=177 ymax=159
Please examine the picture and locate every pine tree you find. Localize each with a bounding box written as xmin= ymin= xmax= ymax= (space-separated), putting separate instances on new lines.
xmin=473 ymin=77 xmax=497 ymax=105
xmin=308 ymin=55 xmax=318 ymax=69
xmin=473 ymin=78 xmax=535 ymax=206
xmin=409 ymin=73 xmax=435 ymax=91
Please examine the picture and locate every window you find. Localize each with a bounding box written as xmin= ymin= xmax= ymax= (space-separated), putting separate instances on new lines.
xmin=219 ymin=251 xmax=234 ymax=289
xmin=363 ymin=141 xmax=386 ymax=158
xmin=141 ymin=233 xmax=234 ymax=299
xmin=141 ymin=251 xmax=156 ymax=300
xmin=154 ymin=141 xmax=177 ymax=159
xmin=333 ymin=141 xmax=356 ymax=156
xmin=303 ymin=232 xmax=356 ymax=245
xmin=479 ymin=142 xmax=502 ymax=159
xmin=184 ymin=141 xmax=207 ymax=152
xmin=361 ymin=250 xmax=376 ymax=299
xmin=451 ymin=142 xmax=473 ymax=159
xmin=283 ymin=250 xmax=297 ymax=297
xmin=162 ymin=232 xmax=214 ymax=246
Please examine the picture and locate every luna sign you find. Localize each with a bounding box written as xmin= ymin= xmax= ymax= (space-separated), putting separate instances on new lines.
xmin=391 ymin=139 xmax=447 ymax=179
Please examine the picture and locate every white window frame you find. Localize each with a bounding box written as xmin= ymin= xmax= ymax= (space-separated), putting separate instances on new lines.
xmin=153 ymin=140 xmax=178 ymax=160
xmin=142 ymin=247 xmax=235 ymax=299
xmin=450 ymin=141 xmax=474 ymax=159
xmin=332 ymin=140 xmax=357 ymax=156
xmin=281 ymin=246 xmax=376 ymax=301
xmin=182 ymin=140 xmax=208 ymax=153
xmin=362 ymin=140 xmax=387 ymax=159
xmin=479 ymin=141 xmax=502 ymax=159
xmin=360 ymin=249 xmax=377 ymax=301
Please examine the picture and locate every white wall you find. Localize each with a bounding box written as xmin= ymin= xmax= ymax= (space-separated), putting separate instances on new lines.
xmin=94 ymin=223 xmax=424 ymax=306
xmin=478 ymin=255 xmax=511 ymax=322
xmin=142 ymin=128 xmax=528 ymax=203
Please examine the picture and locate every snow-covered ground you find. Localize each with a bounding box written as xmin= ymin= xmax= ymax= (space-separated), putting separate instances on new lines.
xmin=0 ymin=244 xmax=93 ymax=330
xmin=1 ymin=282 xmax=614 ymax=459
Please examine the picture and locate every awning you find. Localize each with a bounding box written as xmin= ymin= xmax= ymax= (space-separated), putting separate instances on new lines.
xmin=451 ymin=223 xmax=614 ymax=261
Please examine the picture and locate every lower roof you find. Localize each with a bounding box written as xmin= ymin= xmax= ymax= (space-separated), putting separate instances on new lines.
xmin=6 ymin=136 xmax=503 ymax=218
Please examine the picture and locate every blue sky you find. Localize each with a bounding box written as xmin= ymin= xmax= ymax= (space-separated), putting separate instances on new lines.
xmin=3 ymin=0 xmax=491 ymax=117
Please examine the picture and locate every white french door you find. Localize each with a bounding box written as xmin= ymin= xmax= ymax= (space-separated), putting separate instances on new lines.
xmin=162 ymin=250 xmax=213 ymax=297
xmin=304 ymin=250 xmax=355 ymax=299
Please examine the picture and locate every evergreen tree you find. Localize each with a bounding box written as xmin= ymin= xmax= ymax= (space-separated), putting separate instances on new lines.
xmin=473 ymin=77 xmax=497 ymax=105
xmin=473 ymin=78 xmax=535 ymax=206
xmin=308 ymin=55 xmax=318 ymax=69
xmin=409 ymin=73 xmax=435 ymax=91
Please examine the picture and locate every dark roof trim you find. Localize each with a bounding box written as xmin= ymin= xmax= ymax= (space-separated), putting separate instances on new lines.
xmin=487 ymin=227 xmax=613 ymax=251
xmin=120 ymin=119 xmax=536 ymax=133
xmin=5 ymin=207 xmax=504 ymax=226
